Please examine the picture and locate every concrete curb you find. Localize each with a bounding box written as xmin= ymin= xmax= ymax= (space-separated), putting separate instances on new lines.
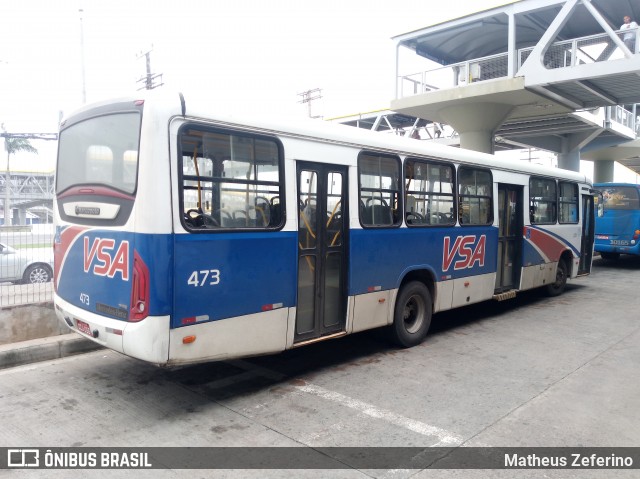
xmin=0 ymin=333 xmax=103 ymax=370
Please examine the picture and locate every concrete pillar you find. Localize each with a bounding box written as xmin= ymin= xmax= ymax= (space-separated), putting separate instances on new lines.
xmin=457 ymin=131 xmax=495 ymax=154
xmin=438 ymin=102 xmax=513 ymax=154
xmin=557 ymin=150 xmax=581 ymax=172
xmin=593 ymin=160 xmax=615 ymax=183
xmin=17 ymin=207 xmax=27 ymax=226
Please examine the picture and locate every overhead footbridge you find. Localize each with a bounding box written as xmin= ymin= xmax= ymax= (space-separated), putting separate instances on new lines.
xmin=390 ymin=0 xmax=640 ymax=180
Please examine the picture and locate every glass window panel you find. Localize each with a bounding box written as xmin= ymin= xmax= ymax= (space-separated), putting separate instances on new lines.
xmin=57 ymin=113 xmax=141 ymax=195
xmin=559 ymin=182 xmax=578 ymax=223
xmin=296 ymin=256 xmax=316 ymax=335
xmin=405 ymin=159 xmax=455 ymax=226
xmin=326 ymin=172 xmax=343 ymax=247
xmin=180 ymin=127 xmax=283 ymax=231
xmin=299 ymin=170 xmax=318 ymax=249
xmin=358 ymin=153 xmax=401 ymax=227
xmin=458 ymin=167 xmax=492 ymax=225
xmin=529 ymin=177 xmax=557 ymax=224
xmin=323 ymin=252 xmax=343 ymax=328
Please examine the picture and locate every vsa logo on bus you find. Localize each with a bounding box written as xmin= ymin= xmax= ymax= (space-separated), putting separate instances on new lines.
xmin=442 ymin=235 xmax=486 ymax=272
xmin=83 ymin=237 xmax=130 ymax=280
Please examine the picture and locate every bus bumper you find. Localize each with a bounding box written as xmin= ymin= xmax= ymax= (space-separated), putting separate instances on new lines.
xmin=595 ymin=240 xmax=640 ymax=256
xmin=54 ymin=295 xmax=170 ymax=365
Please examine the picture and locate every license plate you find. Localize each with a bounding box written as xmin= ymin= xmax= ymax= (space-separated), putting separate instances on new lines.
xmin=76 ymin=319 xmax=92 ymax=337
xmin=611 ymin=240 xmax=629 ymax=245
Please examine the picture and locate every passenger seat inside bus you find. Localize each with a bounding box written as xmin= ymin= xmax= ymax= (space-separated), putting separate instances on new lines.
xmin=269 ymin=197 xmax=282 ymax=227
xmin=362 ymin=198 xmax=393 ymax=225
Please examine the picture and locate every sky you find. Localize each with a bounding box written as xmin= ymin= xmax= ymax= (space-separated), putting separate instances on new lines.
xmin=0 ymin=0 xmax=513 ymax=171
xmin=0 ymin=0 xmax=637 ymax=181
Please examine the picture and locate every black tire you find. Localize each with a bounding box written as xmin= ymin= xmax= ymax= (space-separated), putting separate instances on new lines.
xmin=390 ymin=281 xmax=432 ymax=347
xmin=22 ymin=264 xmax=52 ymax=284
xmin=600 ymin=252 xmax=620 ymax=261
xmin=545 ymin=259 xmax=568 ymax=297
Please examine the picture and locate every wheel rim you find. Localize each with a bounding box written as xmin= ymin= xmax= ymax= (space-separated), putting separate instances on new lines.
xmin=555 ymin=266 xmax=565 ymax=286
xmin=29 ymin=268 xmax=49 ymax=283
xmin=403 ymin=294 xmax=426 ymax=334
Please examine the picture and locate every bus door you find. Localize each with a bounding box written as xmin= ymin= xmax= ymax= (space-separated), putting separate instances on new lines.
xmin=495 ymin=184 xmax=523 ymax=292
xmin=579 ymin=194 xmax=595 ymax=274
xmin=296 ymin=162 xmax=348 ymax=343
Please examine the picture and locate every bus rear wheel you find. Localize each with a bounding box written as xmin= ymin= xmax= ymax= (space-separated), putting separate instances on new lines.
xmin=390 ymin=281 xmax=432 ymax=348
xmin=545 ymin=259 xmax=568 ymax=297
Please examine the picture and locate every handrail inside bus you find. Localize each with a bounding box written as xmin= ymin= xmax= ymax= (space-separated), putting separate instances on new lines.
xmin=192 ymin=146 xmax=202 ymax=211
xmin=300 ymin=208 xmax=316 ymax=240
xmin=327 ymin=200 xmax=342 ymax=246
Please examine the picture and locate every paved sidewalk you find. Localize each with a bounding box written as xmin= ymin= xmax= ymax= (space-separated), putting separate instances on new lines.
xmin=0 ymin=333 xmax=102 ymax=370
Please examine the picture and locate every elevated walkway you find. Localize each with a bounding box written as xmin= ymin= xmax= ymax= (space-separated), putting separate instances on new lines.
xmin=328 ymin=109 xmax=460 ymax=145
xmin=0 ymin=171 xmax=55 ymax=224
xmin=390 ymin=0 xmax=640 ymax=179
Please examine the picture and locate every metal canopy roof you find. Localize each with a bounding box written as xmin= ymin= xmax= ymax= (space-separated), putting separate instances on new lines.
xmin=332 ymin=111 xmax=430 ymax=132
xmin=397 ymin=0 xmax=640 ymax=66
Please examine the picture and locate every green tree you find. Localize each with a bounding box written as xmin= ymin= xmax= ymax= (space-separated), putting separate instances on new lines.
xmin=3 ymin=136 xmax=38 ymax=226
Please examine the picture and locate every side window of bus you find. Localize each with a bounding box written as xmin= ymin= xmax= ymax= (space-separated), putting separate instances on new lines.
xmin=529 ymin=177 xmax=557 ymax=224
xmin=405 ymin=159 xmax=455 ymax=226
xmin=559 ymin=182 xmax=578 ymax=224
xmin=358 ymin=152 xmax=401 ymax=227
xmin=179 ymin=126 xmax=283 ymax=231
xmin=457 ymin=167 xmax=492 ymax=225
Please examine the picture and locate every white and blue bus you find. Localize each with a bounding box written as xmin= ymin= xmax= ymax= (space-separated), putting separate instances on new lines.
xmin=53 ymin=92 xmax=595 ymax=366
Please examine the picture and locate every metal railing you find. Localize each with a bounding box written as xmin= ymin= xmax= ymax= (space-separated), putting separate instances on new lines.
xmin=398 ymin=52 xmax=509 ymax=98
xmin=519 ymin=29 xmax=638 ymax=69
xmin=608 ymin=105 xmax=636 ymax=130
xmin=0 ymin=224 xmax=54 ymax=307
xmin=399 ymin=29 xmax=638 ymax=99
xmin=0 ymin=171 xmax=54 ymax=306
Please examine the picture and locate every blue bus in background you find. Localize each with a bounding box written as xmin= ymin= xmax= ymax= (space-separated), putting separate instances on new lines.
xmin=594 ymin=183 xmax=640 ymax=260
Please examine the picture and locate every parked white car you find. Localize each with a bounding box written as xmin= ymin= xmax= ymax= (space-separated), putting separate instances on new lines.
xmin=0 ymin=242 xmax=53 ymax=284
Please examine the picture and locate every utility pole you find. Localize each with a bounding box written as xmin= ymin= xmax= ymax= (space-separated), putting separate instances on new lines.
xmin=79 ymin=8 xmax=87 ymax=103
xmin=298 ymin=88 xmax=323 ymax=119
xmin=137 ymin=47 xmax=164 ymax=91
xmin=2 ymin=124 xmax=8 ymax=227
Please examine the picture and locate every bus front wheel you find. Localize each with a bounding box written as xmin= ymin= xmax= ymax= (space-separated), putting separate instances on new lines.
xmin=390 ymin=281 xmax=432 ymax=348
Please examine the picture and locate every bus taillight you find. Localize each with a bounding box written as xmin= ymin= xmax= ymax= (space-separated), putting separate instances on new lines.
xmin=129 ymin=251 xmax=150 ymax=322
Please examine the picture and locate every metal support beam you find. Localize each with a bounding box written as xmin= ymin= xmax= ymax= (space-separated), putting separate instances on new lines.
xmin=581 ymin=0 xmax=634 ymax=58
xmin=518 ymin=0 xmax=579 ymax=76
xmin=575 ymin=81 xmax=618 ymax=105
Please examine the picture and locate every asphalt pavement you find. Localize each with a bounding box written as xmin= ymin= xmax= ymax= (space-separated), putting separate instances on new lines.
xmin=1 ymin=256 xmax=639 ymax=478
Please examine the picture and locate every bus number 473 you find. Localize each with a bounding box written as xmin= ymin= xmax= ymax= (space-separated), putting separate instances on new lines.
xmin=187 ymin=269 xmax=221 ymax=287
